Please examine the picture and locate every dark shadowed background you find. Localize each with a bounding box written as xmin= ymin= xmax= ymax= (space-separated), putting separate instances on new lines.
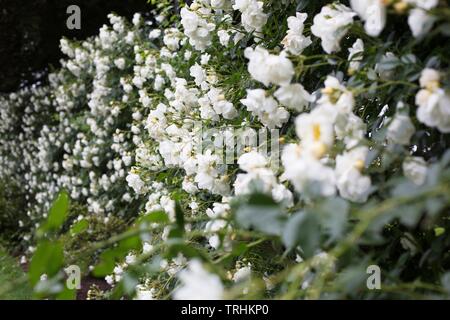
xmin=0 ymin=0 xmax=153 ymax=93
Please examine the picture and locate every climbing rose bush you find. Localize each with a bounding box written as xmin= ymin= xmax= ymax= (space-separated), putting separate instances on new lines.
xmin=1 ymin=0 xmax=450 ymax=300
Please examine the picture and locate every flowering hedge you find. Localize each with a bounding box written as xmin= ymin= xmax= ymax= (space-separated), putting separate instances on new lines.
xmin=1 ymin=0 xmax=450 ymax=299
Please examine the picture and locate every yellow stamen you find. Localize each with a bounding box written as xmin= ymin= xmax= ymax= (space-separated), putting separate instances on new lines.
xmin=312 ymin=142 xmax=327 ymax=159
xmin=354 ymin=159 xmax=365 ymax=171
xmin=312 ymin=123 xmax=321 ymax=141
xmin=394 ymin=1 xmax=408 ymax=14
xmin=321 ymin=87 xmax=334 ymax=95
xmin=425 ymin=80 xmax=440 ymax=91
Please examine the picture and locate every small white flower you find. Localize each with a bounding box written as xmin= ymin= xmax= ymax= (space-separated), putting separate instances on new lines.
xmin=105 ymin=275 xmax=115 ymax=286
xmin=132 ymin=13 xmax=142 ymax=26
xmin=201 ymin=53 xmax=211 ymax=65
xmin=217 ymin=29 xmax=231 ymax=46
xmin=281 ymin=12 xmax=312 ymax=55
xmin=190 ymin=63 xmax=207 ymax=87
xmin=234 ymin=168 xmax=278 ymax=196
xmin=126 ymin=173 xmax=145 ymax=194
xmin=173 ymin=260 xmax=224 ymax=300
xmin=149 ymin=29 xmax=162 ymax=39
xmin=233 ymin=265 xmax=251 ymax=282
xmin=419 ymin=68 xmax=440 ymax=88
xmin=295 ymin=106 xmax=335 ymax=158
xmin=238 ymin=151 xmax=268 ymax=172
xmin=317 ymin=76 xmax=355 ymax=116
xmin=350 ymin=0 xmax=386 ymax=37
xmin=180 ymin=7 xmax=215 ymax=51
xmin=406 ymin=0 xmax=438 ymax=10
xmin=274 ymin=84 xmax=312 ymax=112
xmin=233 ymin=0 xmax=268 ymax=34
xmin=415 ymin=68 xmax=450 ymax=133
xmin=281 ymin=144 xmax=336 ymax=197
xmin=184 ymin=50 xmax=192 ymax=60
xmin=311 ymin=4 xmax=356 ymax=53
xmin=335 ymin=112 xmax=367 ymax=149
xmin=114 ymin=58 xmax=126 ymax=70
xmin=403 ymin=157 xmax=428 ymax=185
xmin=244 ymin=46 xmax=295 ymax=87
xmin=271 ymin=183 xmax=294 ymax=208
xmin=134 ymin=287 xmax=155 ymax=300
xmin=241 ymin=89 xmax=290 ymax=128
xmin=126 ymin=254 xmax=137 ymax=265
xmin=143 ymin=242 xmax=154 ymax=254
xmin=347 ymin=39 xmax=364 ymax=73
xmin=335 ymin=147 xmax=371 ymax=203
xmin=195 ymin=150 xmax=220 ymax=190
xmin=408 ymin=8 xmax=436 ymax=39
xmin=387 ymin=113 xmax=415 ymax=145
xmin=113 ymin=265 xmax=123 ymax=276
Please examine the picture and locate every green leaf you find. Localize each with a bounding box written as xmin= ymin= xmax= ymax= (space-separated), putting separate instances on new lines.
xmin=335 ymin=263 xmax=369 ymax=294
xmin=44 ymin=191 xmax=70 ymax=232
xmin=0 ymin=248 xmax=32 ymax=299
xmin=70 ymin=219 xmax=89 ymax=236
xmin=167 ymin=201 xmax=185 ymax=240
xmin=93 ymin=249 xmax=117 ymax=277
xmin=316 ymin=197 xmax=349 ymax=241
xmin=282 ymin=210 xmax=320 ymax=258
xmin=93 ymin=235 xmax=142 ymax=277
xmin=397 ymin=204 xmax=423 ymax=227
xmin=121 ymin=273 xmax=139 ymax=295
xmin=56 ymin=286 xmax=77 ymax=300
xmin=166 ymin=242 xmax=207 ymax=260
xmin=377 ymin=54 xmax=400 ymax=71
xmin=137 ymin=211 xmax=169 ymax=225
xmin=29 ymin=241 xmax=64 ymax=286
xmin=235 ymin=193 xmax=285 ymax=236
xmin=425 ymin=197 xmax=446 ymax=217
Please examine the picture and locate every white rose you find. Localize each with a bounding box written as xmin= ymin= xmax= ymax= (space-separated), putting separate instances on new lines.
xmin=387 ymin=114 xmax=415 ymax=145
xmin=244 ymin=46 xmax=294 ymax=86
xmin=311 ymin=4 xmax=356 ymax=53
xmin=408 ymin=8 xmax=436 ymax=39
xmin=217 ymin=30 xmax=230 ymax=46
xmin=275 ymin=84 xmax=312 ymax=112
xmin=350 ymin=0 xmax=386 ymax=37
xmin=126 ymin=173 xmax=145 ymax=194
xmin=173 ymin=260 xmax=224 ymax=300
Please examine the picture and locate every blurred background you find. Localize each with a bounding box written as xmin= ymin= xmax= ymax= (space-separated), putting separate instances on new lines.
xmin=0 ymin=0 xmax=153 ymax=93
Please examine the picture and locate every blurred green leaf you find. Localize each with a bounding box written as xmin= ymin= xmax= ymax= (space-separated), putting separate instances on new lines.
xmin=41 ymin=191 xmax=70 ymax=233
xmin=282 ymin=210 xmax=320 ymax=258
xmin=316 ymin=197 xmax=349 ymax=241
xmin=70 ymin=219 xmax=88 ymax=236
xmin=235 ymin=193 xmax=285 ymax=236
xmin=335 ymin=263 xmax=369 ymax=295
xmin=442 ymin=272 xmax=450 ymax=294
xmin=56 ymin=286 xmax=77 ymax=300
xmin=29 ymin=241 xmax=64 ymax=286
xmin=137 ymin=211 xmax=169 ymax=225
